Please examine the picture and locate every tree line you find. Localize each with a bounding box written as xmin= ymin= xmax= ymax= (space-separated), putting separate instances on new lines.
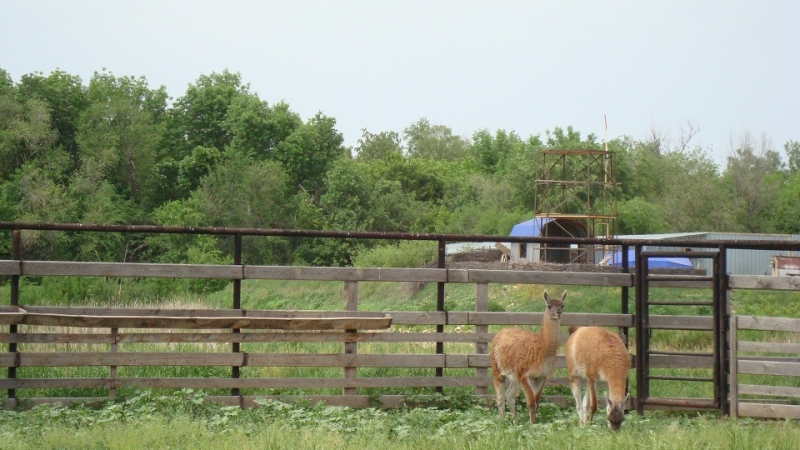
xmin=2 ymin=67 xmax=799 ymax=277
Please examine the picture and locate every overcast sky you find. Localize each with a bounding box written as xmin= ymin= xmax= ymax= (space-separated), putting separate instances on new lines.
xmin=2 ymin=1 xmax=798 ymax=166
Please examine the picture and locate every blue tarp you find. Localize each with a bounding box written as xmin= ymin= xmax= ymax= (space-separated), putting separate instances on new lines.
xmin=607 ymin=248 xmax=693 ymax=269
xmin=509 ymin=218 xmax=555 ymax=237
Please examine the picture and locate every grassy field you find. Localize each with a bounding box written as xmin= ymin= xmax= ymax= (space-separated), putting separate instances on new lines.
xmin=1 ymin=390 xmax=799 ymax=450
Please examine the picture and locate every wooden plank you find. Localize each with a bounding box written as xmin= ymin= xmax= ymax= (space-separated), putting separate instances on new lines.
xmin=649 ymin=315 xmax=713 ymax=330
xmin=737 ymin=402 xmax=800 ymax=419
xmin=0 ymin=312 xmax=25 ymax=325
xmin=0 ymin=260 xmax=21 ymax=276
xmin=0 ymin=333 xmax=115 ymax=344
xmin=22 ymin=306 xmax=243 ymax=317
xmin=247 ymin=310 xmax=444 ymax=325
xmin=738 ymin=384 xmax=800 ymax=398
xmin=243 ymin=309 xmax=385 ymax=319
xmin=729 ymin=275 xmax=800 ymax=291
xmin=246 ymin=353 xmax=446 ymax=368
xmin=244 ymin=266 xmax=380 ymax=281
xmin=0 ymin=354 xmax=15 ymax=367
xmin=736 ymin=316 xmax=800 ymax=333
xmin=109 ymin=376 xmax=490 ymax=389
xmin=112 ymin=331 xmax=496 ymax=344
xmin=738 ymin=360 xmax=800 ymax=376
xmin=13 ymin=313 xmax=392 ymax=330
xmin=738 ymin=341 xmax=800 ymax=354
xmin=0 ymin=378 xmax=112 ymax=389
xmin=6 ymin=352 xmax=244 ymax=367
xmin=466 ymin=312 xmax=632 ymax=327
xmin=466 ymin=270 xmax=633 ymax=287
xmin=382 ymin=312 xmax=446 ymax=325
xmin=21 ymin=261 xmax=243 ymax=279
xmin=447 ymin=269 xmax=469 ymax=283
xmin=377 ymin=268 xmax=448 ymax=282
xmin=243 ymin=266 xmax=447 ymax=282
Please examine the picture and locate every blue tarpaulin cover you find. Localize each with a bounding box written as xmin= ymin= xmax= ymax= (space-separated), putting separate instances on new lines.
xmin=607 ymin=248 xmax=693 ymax=269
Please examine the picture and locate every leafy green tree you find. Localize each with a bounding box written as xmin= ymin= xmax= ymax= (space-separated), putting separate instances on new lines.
xmin=16 ymin=69 xmax=88 ymax=165
xmin=194 ymin=150 xmax=293 ymax=264
xmin=224 ymin=97 xmax=302 ymax=160
xmin=353 ymin=129 xmax=403 ymax=161
xmin=0 ymin=97 xmax=63 ymax=180
xmin=617 ymin=197 xmax=670 ymax=234
xmin=161 ymin=70 xmax=250 ymax=159
xmin=301 ymin=157 xmax=374 ymax=266
xmin=403 ymin=118 xmax=469 ymax=161
xmin=544 ymin=126 xmax=601 ymax=150
xmin=723 ymin=134 xmax=783 ymax=233
xmin=785 ymin=140 xmax=800 ymax=174
xmin=469 ymin=129 xmax=530 ymax=175
xmin=771 ymin=171 xmax=800 ymax=233
xmin=75 ymin=71 xmax=167 ymax=209
xmin=274 ymin=112 xmax=345 ymax=195
xmin=13 ymin=164 xmax=77 ymax=259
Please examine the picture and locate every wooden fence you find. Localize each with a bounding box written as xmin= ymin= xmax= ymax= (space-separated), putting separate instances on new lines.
xmin=2 ymin=237 xmax=800 ymax=414
xmin=729 ymin=315 xmax=800 ymax=419
xmin=0 ymin=262 xmax=704 ymax=409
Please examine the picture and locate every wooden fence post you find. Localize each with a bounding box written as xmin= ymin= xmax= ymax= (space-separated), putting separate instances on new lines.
xmin=109 ymin=327 xmax=118 ymax=399
xmin=344 ymin=281 xmax=358 ymax=396
xmin=475 ymin=282 xmax=489 ymax=397
xmin=729 ymin=315 xmax=738 ymax=418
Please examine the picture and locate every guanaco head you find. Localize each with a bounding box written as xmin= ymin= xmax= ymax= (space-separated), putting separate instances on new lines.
xmin=606 ymin=394 xmax=629 ymax=431
xmin=542 ymin=290 xmax=566 ymax=321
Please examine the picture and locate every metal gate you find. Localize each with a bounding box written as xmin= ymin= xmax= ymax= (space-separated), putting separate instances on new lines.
xmin=633 ymin=246 xmax=729 ymax=415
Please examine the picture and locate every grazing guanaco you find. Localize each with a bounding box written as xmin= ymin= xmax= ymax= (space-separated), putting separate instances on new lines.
xmin=489 ymin=290 xmax=566 ymax=423
xmin=565 ymin=325 xmax=631 ymax=430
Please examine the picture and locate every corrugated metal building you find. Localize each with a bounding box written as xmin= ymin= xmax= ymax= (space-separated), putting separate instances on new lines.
xmin=612 ymin=232 xmax=800 ymax=275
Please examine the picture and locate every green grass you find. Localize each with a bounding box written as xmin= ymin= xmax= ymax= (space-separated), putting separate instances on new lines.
xmin=0 ymin=391 xmax=799 ymax=450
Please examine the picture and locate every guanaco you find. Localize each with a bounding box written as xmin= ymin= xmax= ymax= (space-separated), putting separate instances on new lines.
xmin=565 ymin=325 xmax=631 ymax=430
xmin=489 ymin=290 xmax=566 ymax=423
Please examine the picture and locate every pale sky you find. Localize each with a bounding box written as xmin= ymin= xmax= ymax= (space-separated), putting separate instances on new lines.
xmin=2 ymin=1 xmax=798 ymax=166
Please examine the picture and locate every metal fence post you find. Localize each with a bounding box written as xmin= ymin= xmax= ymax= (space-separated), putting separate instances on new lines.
xmin=231 ymin=233 xmax=242 ymax=399
xmin=344 ymin=281 xmax=358 ymax=397
xmin=717 ymin=245 xmax=730 ymax=416
xmin=7 ymin=230 xmax=21 ymax=401
xmin=436 ymin=238 xmax=446 ymax=394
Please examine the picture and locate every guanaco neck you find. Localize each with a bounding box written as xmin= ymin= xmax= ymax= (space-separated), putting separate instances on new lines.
xmin=540 ymin=315 xmax=561 ymax=355
xmin=607 ymin=377 xmax=628 ymax=404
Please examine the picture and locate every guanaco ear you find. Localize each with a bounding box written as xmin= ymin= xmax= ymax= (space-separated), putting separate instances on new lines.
xmin=560 ymin=290 xmax=568 ymax=303
xmin=542 ymin=290 xmax=550 ymax=306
